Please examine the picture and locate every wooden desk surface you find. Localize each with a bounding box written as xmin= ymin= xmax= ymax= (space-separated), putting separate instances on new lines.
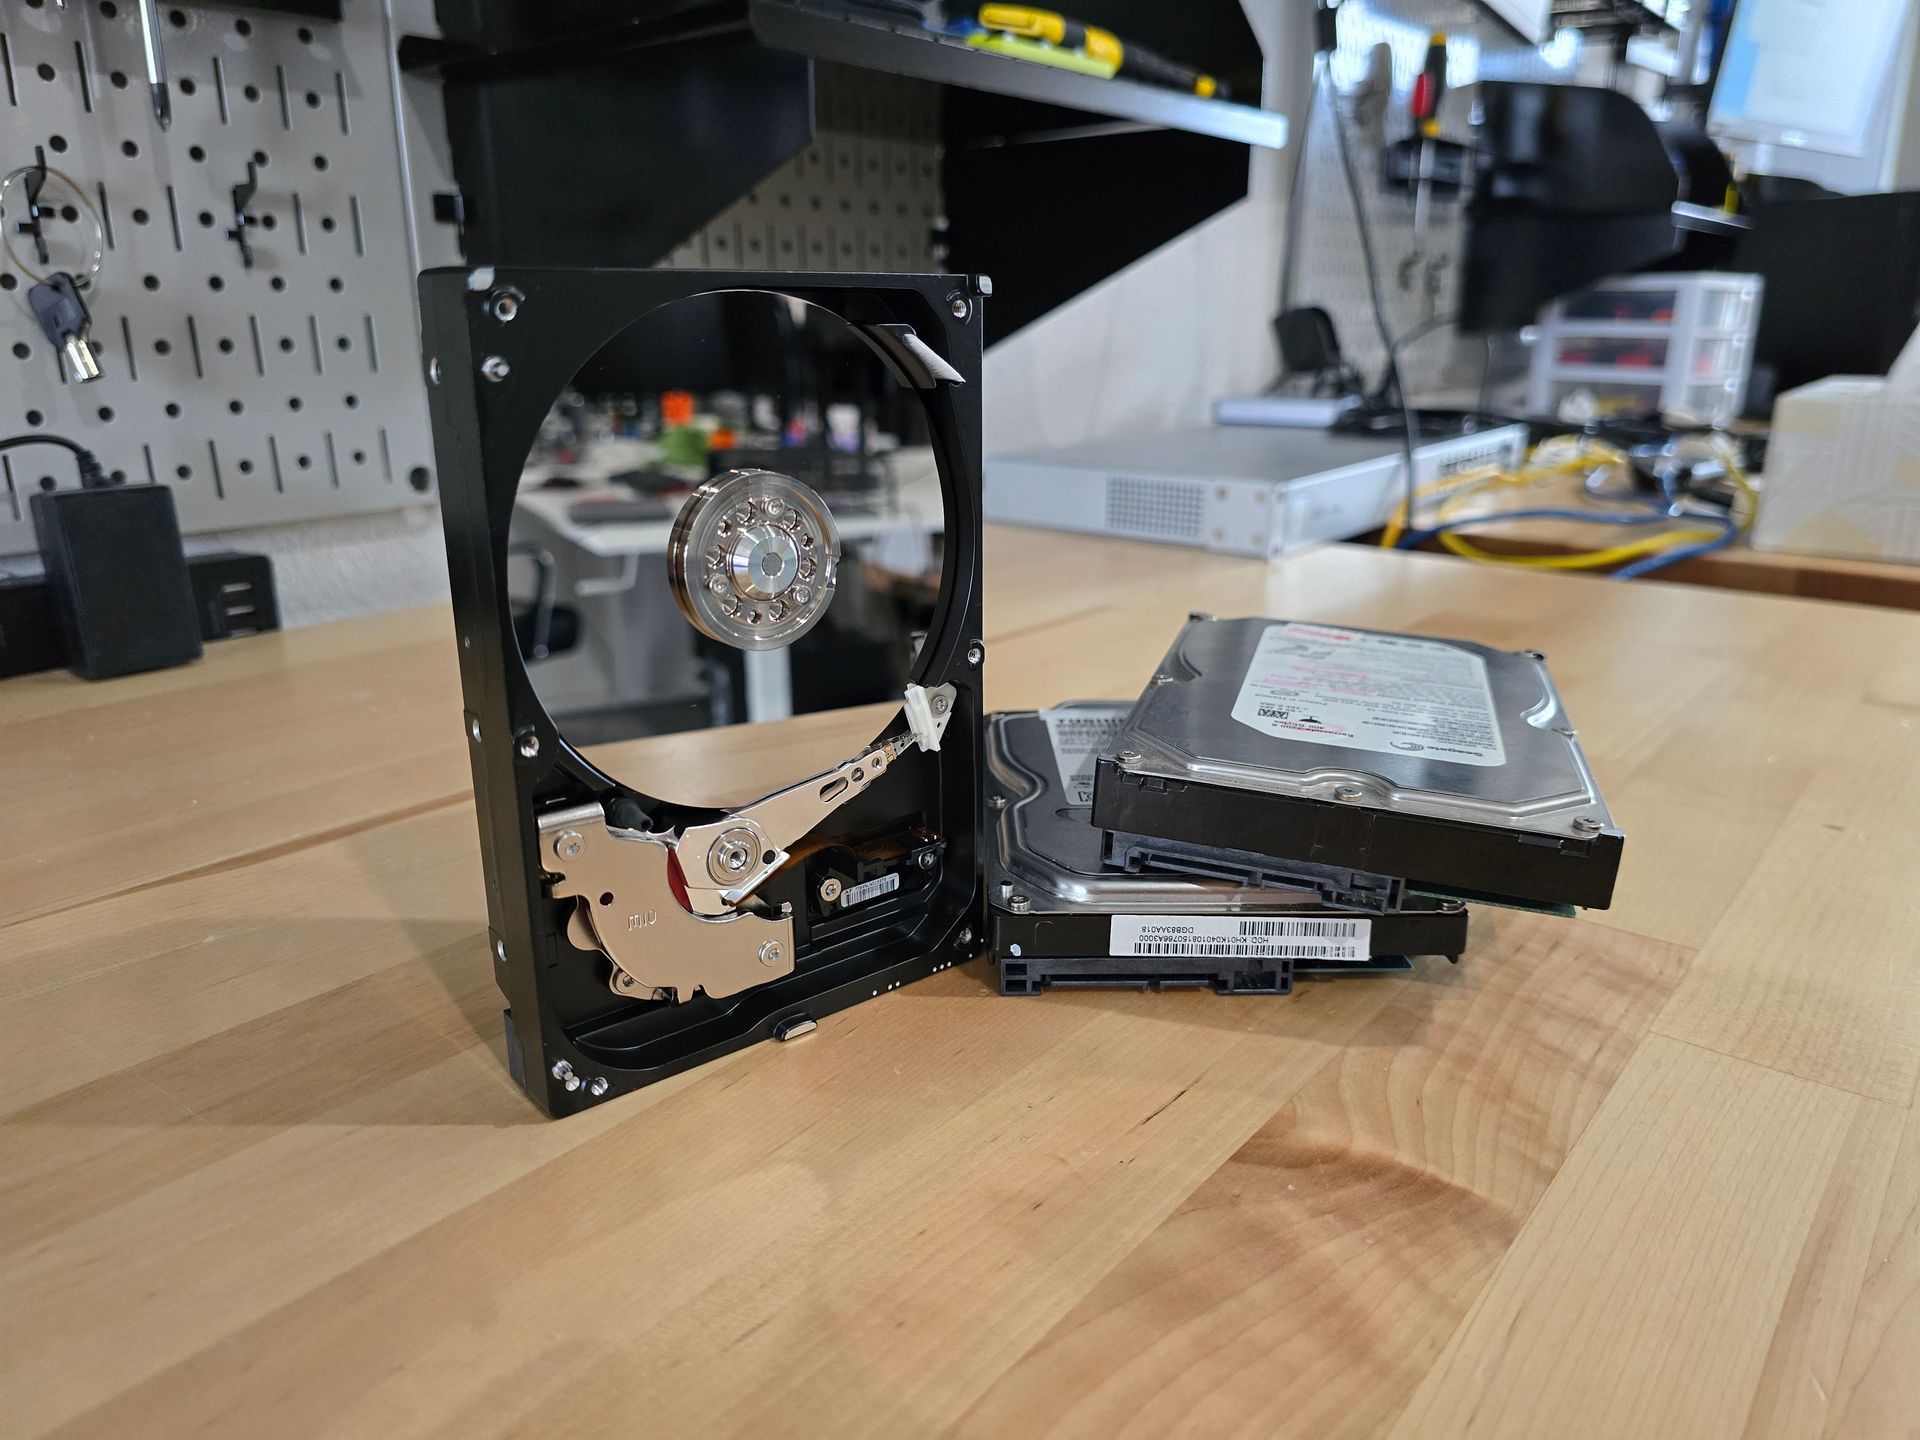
xmin=6 ymin=527 xmax=1919 ymax=1439
xmin=1406 ymin=468 xmax=1920 ymax=611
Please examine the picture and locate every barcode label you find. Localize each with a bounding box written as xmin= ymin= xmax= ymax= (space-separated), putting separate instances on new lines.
xmin=1109 ymin=915 xmax=1370 ymax=962
xmin=841 ymin=872 xmax=901 ymax=909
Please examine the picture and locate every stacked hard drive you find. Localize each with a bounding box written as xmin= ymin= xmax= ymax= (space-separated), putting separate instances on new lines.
xmin=986 ymin=615 xmax=1624 ymax=996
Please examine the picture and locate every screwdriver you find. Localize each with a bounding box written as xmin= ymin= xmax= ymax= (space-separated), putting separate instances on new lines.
xmin=136 ymin=0 xmax=171 ymax=131
xmin=977 ymin=6 xmax=1228 ymax=98
xmin=1408 ymin=32 xmax=1446 ymax=233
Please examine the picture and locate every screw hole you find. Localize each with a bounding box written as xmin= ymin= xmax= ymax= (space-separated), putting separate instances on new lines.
xmin=351 ymin=449 xmax=366 ymax=464
xmin=305 ymin=91 xmax=321 ymax=108
xmin=269 ymin=276 xmax=286 ymax=292
xmin=243 ymin=84 xmax=261 ymax=103
xmin=237 ymin=458 xmax=254 ymax=475
xmin=198 ymin=210 xmax=215 ymax=227
xmin=253 ymin=150 xmax=269 ymax=167
xmin=175 ymin=464 xmax=191 ymax=479
xmin=234 ymin=16 xmax=251 ymax=34
xmin=335 ymin=335 xmax=350 ymax=351
xmin=47 ymin=132 xmax=66 ymax=151
xmin=168 ymin=8 xmax=186 ymax=27
xmin=38 ymin=475 xmax=55 ymax=491
xmin=143 ymin=274 xmax=160 ymax=291
xmin=761 ymin=850 xmax=776 ymax=865
xmin=319 ymin=216 xmax=336 ymax=232
xmin=278 ymin=336 xmax=294 ymax=353
xmin=407 ymin=466 xmax=431 ymax=493
xmin=10 ymin=343 xmax=28 ymax=361
xmin=25 ymin=409 xmax=43 ymax=426
xmin=178 ymin=76 xmax=195 ymax=95
xmin=164 ymin=403 xmax=181 ymax=418
xmin=96 ymin=406 xmax=113 ymax=423
xmin=598 ymin=892 xmax=614 ymax=907
xmin=296 ymin=454 xmax=311 ymax=469
xmin=153 ymin=338 xmax=170 ymax=355
xmin=228 ymin=400 xmax=243 ymax=415
xmin=327 ymin=277 xmax=343 ymax=292
xmin=131 ymin=208 xmax=150 ymax=225
xmin=313 ymin=154 xmax=329 ymax=171
xmin=189 ymin=145 xmax=206 ymax=162
xmin=343 ymin=393 xmax=358 ymax=408
xmin=288 ymin=397 xmax=302 ymax=411
xmin=207 ymin=276 xmax=224 ymax=292
xmin=217 ymin=337 xmax=235 ymax=354
xmin=36 ymin=65 xmax=56 ymax=84
xmin=0 ymin=275 xmax=15 ymax=291
xmin=121 ymin=140 xmax=139 ymax=158
xmin=298 ymin=25 xmax=313 ymax=42
xmin=110 ymin=70 xmax=128 ymax=89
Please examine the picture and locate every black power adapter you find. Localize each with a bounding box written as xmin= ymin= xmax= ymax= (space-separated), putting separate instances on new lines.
xmin=13 ymin=434 xmax=203 ymax=680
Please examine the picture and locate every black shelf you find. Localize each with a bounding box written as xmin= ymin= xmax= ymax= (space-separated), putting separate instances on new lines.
xmin=748 ymin=1 xmax=1288 ymax=150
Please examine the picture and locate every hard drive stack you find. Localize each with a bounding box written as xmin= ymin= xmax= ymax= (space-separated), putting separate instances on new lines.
xmin=987 ymin=615 xmax=1624 ymax=996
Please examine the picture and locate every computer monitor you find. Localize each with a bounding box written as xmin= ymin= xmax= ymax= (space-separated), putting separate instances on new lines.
xmin=1708 ymin=0 xmax=1912 ymax=158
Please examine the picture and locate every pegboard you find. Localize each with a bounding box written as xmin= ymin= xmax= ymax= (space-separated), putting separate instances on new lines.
xmin=0 ymin=0 xmax=438 ymax=554
xmin=659 ymin=62 xmax=941 ymax=274
xmin=1285 ymin=0 xmax=1580 ymax=394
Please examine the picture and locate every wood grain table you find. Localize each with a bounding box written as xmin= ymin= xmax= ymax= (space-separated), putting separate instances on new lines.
xmin=5 ymin=526 xmax=1919 ymax=1439
xmin=1387 ymin=467 xmax=1920 ymax=611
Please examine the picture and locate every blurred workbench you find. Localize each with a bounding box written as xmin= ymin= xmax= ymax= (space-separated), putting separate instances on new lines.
xmin=1394 ymin=465 xmax=1920 ymax=610
xmin=4 ymin=526 xmax=1918 ymax=1439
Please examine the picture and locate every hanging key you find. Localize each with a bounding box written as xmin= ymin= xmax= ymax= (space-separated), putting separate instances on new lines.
xmin=28 ymin=272 xmax=103 ymax=383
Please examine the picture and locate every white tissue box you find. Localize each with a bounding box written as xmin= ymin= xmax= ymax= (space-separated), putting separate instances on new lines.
xmin=1753 ymin=365 xmax=1920 ymax=564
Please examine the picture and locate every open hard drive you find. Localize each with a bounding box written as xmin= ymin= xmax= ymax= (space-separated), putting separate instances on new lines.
xmin=420 ymin=268 xmax=986 ymax=1116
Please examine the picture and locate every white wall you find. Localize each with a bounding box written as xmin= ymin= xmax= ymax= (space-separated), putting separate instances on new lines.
xmin=984 ymin=1 xmax=1314 ymax=456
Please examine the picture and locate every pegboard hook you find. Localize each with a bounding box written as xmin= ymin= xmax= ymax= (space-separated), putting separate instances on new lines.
xmin=14 ymin=146 xmax=51 ymax=268
xmin=226 ymin=162 xmax=259 ymax=269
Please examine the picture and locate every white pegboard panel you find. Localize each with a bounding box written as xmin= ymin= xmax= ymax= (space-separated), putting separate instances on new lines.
xmin=660 ymin=63 xmax=940 ymax=275
xmin=0 ymin=0 xmax=437 ymax=552
xmin=1286 ymin=1 xmax=1580 ymax=394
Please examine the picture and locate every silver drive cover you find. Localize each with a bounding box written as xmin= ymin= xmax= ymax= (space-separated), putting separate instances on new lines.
xmin=1093 ymin=617 xmax=1624 ymax=910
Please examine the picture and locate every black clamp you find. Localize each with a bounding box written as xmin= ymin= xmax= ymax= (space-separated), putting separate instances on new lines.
xmin=226 ymin=162 xmax=259 ymax=268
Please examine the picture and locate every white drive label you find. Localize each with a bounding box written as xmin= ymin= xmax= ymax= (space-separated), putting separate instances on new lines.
xmin=1108 ymin=915 xmax=1371 ymax=961
xmin=1041 ymin=704 xmax=1131 ymax=806
xmin=1230 ymin=622 xmax=1507 ymax=767
xmin=840 ymin=872 xmax=901 ymax=908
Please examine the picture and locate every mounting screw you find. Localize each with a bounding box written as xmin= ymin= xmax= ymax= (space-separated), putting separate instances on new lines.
xmin=930 ymin=692 xmax=950 ymax=715
xmin=466 ymin=266 xmax=496 ymax=292
xmin=485 ymin=286 xmax=523 ymax=322
xmin=948 ymin=293 xmax=970 ymax=319
xmin=998 ymin=880 xmax=1013 ymax=901
xmin=972 ymin=274 xmax=994 ymax=297
xmin=1189 ymin=611 xmax=1214 ymax=623
xmin=426 ymin=356 xmax=442 ymax=386
xmin=1572 ymin=817 xmax=1603 ymax=834
xmin=515 ymin=730 xmax=540 ymax=760
xmin=758 ymin=940 xmax=785 ymax=968
xmin=466 ymin=715 xmax=482 ymax=742
xmin=988 ymin=794 xmax=1008 ymax=809
xmin=589 ymin=1076 xmax=610 ymax=1097
xmin=1009 ymin=894 xmax=1031 ymax=914
xmin=717 ymin=839 xmax=752 ymax=873
xmin=1554 ymin=726 xmax=1577 ymax=738
xmin=550 ymin=1059 xmax=574 ymax=1082
xmin=1522 ymin=649 xmax=1546 ymax=661
xmin=492 ymin=937 xmax=506 ymax=963
xmin=1118 ymin=749 xmax=1142 ymax=766
xmin=917 ymin=849 xmax=938 ymax=870
xmin=480 ymin=355 xmax=511 ymax=382
xmin=966 ymin=640 xmax=985 ymax=667
xmin=1152 ymin=674 xmax=1174 ymax=685
xmin=956 ymin=928 xmax=974 ymax=950
xmin=1439 ymin=898 xmax=1467 ymax=913
xmin=1334 ymin=784 xmax=1363 ymax=802
xmin=554 ymin=830 xmax=585 ymax=862
xmin=818 ymin=876 xmax=844 ymax=905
